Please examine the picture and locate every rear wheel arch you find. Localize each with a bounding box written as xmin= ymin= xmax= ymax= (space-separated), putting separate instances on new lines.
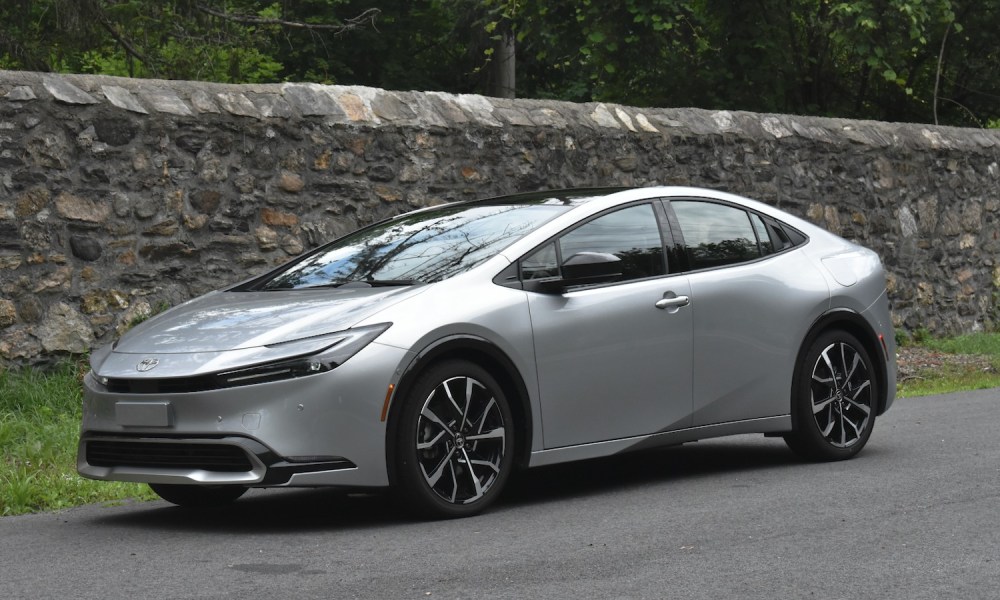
xmin=792 ymin=310 xmax=890 ymax=421
xmin=385 ymin=336 xmax=533 ymax=489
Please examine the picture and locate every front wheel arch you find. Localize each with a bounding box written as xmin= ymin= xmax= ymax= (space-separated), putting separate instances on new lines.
xmin=385 ymin=337 xmax=532 ymax=492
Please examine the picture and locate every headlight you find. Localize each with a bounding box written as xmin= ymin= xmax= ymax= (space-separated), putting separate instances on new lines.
xmin=214 ymin=323 xmax=392 ymax=388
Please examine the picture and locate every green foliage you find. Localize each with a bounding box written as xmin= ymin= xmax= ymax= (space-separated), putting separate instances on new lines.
xmin=0 ymin=362 xmax=155 ymax=516
xmin=496 ymin=0 xmax=999 ymax=124
xmin=923 ymin=332 xmax=1000 ymax=356
xmin=0 ymin=0 xmax=384 ymax=83
xmin=898 ymin=366 xmax=1000 ymax=397
xmin=912 ymin=326 xmax=933 ymax=344
xmin=1 ymin=0 xmax=998 ymax=124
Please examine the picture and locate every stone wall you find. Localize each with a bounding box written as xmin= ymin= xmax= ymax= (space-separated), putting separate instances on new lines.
xmin=1 ymin=70 xmax=999 ymax=365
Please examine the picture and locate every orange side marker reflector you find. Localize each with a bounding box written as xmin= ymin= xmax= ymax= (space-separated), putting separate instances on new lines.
xmin=380 ymin=384 xmax=395 ymax=422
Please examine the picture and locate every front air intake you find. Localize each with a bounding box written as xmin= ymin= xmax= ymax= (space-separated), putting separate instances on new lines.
xmin=86 ymin=440 xmax=254 ymax=472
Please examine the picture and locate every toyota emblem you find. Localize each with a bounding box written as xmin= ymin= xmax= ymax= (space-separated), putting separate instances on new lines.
xmin=136 ymin=358 xmax=160 ymax=372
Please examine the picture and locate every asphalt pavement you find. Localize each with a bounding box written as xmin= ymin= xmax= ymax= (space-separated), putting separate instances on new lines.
xmin=2 ymin=389 xmax=998 ymax=599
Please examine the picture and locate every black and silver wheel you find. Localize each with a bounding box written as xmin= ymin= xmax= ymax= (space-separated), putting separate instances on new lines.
xmin=149 ymin=483 xmax=247 ymax=508
xmin=785 ymin=330 xmax=877 ymax=461
xmin=394 ymin=360 xmax=514 ymax=518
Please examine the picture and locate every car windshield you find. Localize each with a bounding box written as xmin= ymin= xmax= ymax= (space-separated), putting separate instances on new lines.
xmin=256 ymin=200 xmax=573 ymax=290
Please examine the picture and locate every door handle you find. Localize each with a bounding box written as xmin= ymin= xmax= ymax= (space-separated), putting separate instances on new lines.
xmin=655 ymin=295 xmax=690 ymax=310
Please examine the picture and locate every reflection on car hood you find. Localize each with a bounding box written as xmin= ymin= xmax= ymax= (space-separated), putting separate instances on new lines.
xmin=115 ymin=287 xmax=421 ymax=354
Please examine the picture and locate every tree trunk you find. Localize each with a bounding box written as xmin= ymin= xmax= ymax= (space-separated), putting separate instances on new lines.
xmin=490 ymin=20 xmax=515 ymax=99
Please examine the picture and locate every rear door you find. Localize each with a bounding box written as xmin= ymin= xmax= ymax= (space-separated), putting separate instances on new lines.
xmin=668 ymin=199 xmax=829 ymax=426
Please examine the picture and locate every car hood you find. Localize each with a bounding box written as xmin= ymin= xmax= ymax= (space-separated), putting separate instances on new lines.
xmin=115 ymin=287 xmax=421 ymax=354
xmin=93 ymin=286 xmax=424 ymax=379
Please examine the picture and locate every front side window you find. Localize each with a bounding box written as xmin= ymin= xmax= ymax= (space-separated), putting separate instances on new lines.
xmin=521 ymin=203 xmax=666 ymax=284
xmin=672 ymin=201 xmax=761 ymax=269
xmin=521 ymin=242 xmax=559 ymax=280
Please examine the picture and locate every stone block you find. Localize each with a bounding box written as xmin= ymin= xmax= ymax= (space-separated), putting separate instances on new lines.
xmin=55 ymin=192 xmax=111 ymax=222
xmin=101 ymin=86 xmax=148 ymax=114
xmin=70 ymin=235 xmax=102 ymax=261
xmin=0 ymin=298 xmax=16 ymax=327
xmin=43 ymin=76 xmax=98 ymax=105
xmin=261 ymin=208 xmax=299 ymax=228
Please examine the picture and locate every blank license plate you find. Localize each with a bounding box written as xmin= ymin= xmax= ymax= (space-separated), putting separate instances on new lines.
xmin=115 ymin=401 xmax=172 ymax=427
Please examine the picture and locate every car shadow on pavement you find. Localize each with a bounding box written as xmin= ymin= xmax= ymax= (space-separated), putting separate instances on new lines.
xmin=499 ymin=435 xmax=803 ymax=508
xmin=90 ymin=487 xmax=409 ymax=533
xmin=89 ymin=435 xmax=836 ymax=532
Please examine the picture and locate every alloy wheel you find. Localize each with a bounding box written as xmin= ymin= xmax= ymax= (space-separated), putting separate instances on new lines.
xmin=809 ymin=341 xmax=873 ymax=448
xmin=415 ymin=375 xmax=507 ymax=505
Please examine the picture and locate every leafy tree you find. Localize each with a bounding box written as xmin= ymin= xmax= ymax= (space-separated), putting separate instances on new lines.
xmin=0 ymin=0 xmax=379 ymax=82
xmin=1 ymin=0 xmax=997 ymax=125
xmin=494 ymin=0 xmax=998 ymax=126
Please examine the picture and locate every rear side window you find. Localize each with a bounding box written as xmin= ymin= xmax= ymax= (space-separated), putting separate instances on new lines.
xmin=672 ymin=201 xmax=761 ymax=269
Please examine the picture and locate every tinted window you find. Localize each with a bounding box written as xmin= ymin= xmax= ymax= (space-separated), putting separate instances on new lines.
xmin=672 ymin=201 xmax=760 ymax=269
xmin=750 ymin=213 xmax=775 ymax=256
xmin=559 ymin=203 xmax=666 ymax=281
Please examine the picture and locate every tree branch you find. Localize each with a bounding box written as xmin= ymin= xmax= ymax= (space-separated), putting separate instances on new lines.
xmin=86 ymin=0 xmax=156 ymax=75
xmin=933 ymin=22 xmax=952 ymax=126
xmin=194 ymin=5 xmax=381 ymax=35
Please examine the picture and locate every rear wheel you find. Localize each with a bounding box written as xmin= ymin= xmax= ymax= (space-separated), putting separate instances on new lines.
xmin=785 ymin=330 xmax=877 ymax=461
xmin=149 ymin=483 xmax=247 ymax=507
xmin=393 ymin=360 xmax=514 ymax=518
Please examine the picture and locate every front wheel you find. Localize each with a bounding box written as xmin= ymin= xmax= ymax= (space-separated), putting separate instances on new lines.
xmin=393 ymin=360 xmax=514 ymax=518
xmin=784 ymin=330 xmax=877 ymax=461
xmin=149 ymin=483 xmax=247 ymax=507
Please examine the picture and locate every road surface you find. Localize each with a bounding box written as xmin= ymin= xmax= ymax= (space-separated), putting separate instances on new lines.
xmin=2 ymin=389 xmax=998 ymax=599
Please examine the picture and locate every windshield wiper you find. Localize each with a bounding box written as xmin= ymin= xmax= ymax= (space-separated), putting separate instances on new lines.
xmin=291 ymin=279 xmax=423 ymax=290
xmin=340 ymin=279 xmax=423 ymax=287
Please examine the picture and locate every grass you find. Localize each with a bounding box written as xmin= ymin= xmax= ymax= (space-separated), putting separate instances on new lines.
xmin=897 ymin=369 xmax=1000 ymax=397
xmin=923 ymin=332 xmax=1000 ymax=356
xmin=896 ymin=332 xmax=1000 ymax=398
xmin=0 ymin=361 xmax=155 ymax=516
xmin=1 ymin=332 xmax=999 ymax=516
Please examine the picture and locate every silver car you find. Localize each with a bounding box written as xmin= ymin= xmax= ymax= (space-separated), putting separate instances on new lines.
xmin=78 ymin=187 xmax=896 ymax=518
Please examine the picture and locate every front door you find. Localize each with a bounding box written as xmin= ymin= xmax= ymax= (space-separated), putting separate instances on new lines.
xmin=528 ymin=277 xmax=694 ymax=448
xmin=519 ymin=202 xmax=694 ymax=449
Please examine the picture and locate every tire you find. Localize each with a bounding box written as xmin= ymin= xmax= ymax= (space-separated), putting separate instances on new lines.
xmin=149 ymin=483 xmax=247 ymax=508
xmin=784 ymin=330 xmax=877 ymax=461
xmin=393 ymin=360 xmax=514 ymax=518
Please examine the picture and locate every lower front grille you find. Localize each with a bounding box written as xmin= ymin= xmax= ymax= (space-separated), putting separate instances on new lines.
xmin=86 ymin=440 xmax=254 ymax=472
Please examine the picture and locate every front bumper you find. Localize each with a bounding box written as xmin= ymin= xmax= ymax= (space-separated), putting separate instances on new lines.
xmin=79 ymin=434 xmax=357 ymax=486
xmin=77 ymin=341 xmax=410 ymax=488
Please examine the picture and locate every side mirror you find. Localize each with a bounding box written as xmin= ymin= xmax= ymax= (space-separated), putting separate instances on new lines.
xmin=561 ymin=252 xmax=623 ymax=283
xmin=526 ymin=251 xmax=622 ymax=293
